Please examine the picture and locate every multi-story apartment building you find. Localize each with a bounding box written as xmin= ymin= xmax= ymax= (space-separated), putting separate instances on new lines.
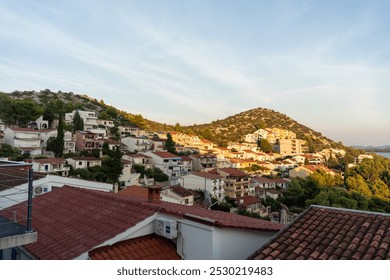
xmin=65 ymin=110 xmax=98 ymax=131
xmin=118 ymin=126 xmax=140 ymax=138
xmin=3 ymin=127 xmax=42 ymax=155
xmin=145 ymin=151 xmax=191 ymax=185
xmin=209 ymin=168 xmax=250 ymax=198
xmin=74 ymin=131 xmax=103 ymax=152
xmin=189 ymin=153 xmax=217 ymax=171
xmin=180 ymin=171 xmax=225 ymax=201
xmin=121 ymin=136 xmax=153 ymax=153
xmin=277 ymin=138 xmax=307 ymax=156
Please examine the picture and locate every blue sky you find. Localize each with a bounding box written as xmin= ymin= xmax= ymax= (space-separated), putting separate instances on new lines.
xmin=0 ymin=0 xmax=389 ymax=146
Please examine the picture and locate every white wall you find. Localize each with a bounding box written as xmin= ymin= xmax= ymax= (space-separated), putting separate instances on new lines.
xmin=214 ymin=228 xmax=276 ymax=260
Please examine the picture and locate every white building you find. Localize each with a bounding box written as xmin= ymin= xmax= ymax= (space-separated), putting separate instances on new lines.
xmin=160 ymin=186 xmax=194 ymax=206
xmin=65 ymin=110 xmax=98 ymax=131
xmin=145 ymin=151 xmax=190 ymax=185
xmin=118 ymin=126 xmax=140 ymax=137
xmin=66 ymin=157 xmax=102 ymax=169
xmin=180 ymin=171 xmax=225 ymax=201
xmin=3 ymin=127 xmax=42 ymax=155
xmin=32 ymin=158 xmax=70 ymax=176
xmin=121 ymin=136 xmax=152 ymax=153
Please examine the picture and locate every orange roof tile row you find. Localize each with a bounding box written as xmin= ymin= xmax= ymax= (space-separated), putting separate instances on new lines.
xmin=89 ymin=234 xmax=181 ymax=260
xmin=249 ymin=206 xmax=390 ymax=260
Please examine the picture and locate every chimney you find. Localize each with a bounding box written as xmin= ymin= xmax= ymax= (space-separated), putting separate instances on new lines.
xmin=147 ymin=186 xmax=162 ymax=203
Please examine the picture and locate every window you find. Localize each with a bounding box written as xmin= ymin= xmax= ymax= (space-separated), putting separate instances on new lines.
xmin=78 ymin=161 xmax=82 ymax=166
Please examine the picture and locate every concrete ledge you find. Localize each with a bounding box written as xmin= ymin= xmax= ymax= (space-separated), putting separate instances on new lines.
xmin=0 ymin=232 xmax=38 ymax=250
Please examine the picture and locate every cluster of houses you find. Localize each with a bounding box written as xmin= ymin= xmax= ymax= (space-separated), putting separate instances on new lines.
xmin=0 ymin=111 xmax=366 ymax=217
xmin=0 ymin=109 xmax=388 ymax=261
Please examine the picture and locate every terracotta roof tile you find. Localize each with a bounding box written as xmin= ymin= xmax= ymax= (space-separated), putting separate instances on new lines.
xmin=89 ymin=234 xmax=181 ymax=260
xmin=249 ymin=206 xmax=390 ymax=260
xmin=152 ymin=152 xmax=181 ymax=159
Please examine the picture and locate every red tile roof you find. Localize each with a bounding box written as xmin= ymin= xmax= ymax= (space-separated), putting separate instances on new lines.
xmin=33 ymin=158 xmax=66 ymax=164
xmin=249 ymin=206 xmax=390 ymax=260
xmin=237 ymin=195 xmax=262 ymax=206
xmin=8 ymin=127 xmax=40 ymax=132
xmin=68 ymin=157 xmax=101 ymax=161
xmin=180 ymin=156 xmax=193 ymax=161
xmin=152 ymin=151 xmax=180 ymax=159
xmin=0 ymin=186 xmax=283 ymax=259
xmin=89 ymin=234 xmax=181 ymax=260
xmin=169 ymin=186 xmax=194 ymax=197
xmin=302 ymin=164 xmax=333 ymax=173
xmin=190 ymin=171 xmax=223 ymax=180
xmin=118 ymin=185 xmax=148 ymax=200
xmin=0 ymin=186 xmax=157 ymax=259
xmin=210 ymin=168 xmax=248 ymax=177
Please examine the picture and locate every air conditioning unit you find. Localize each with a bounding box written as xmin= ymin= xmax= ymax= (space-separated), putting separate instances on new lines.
xmin=155 ymin=218 xmax=177 ymax=239
xmin=33 ymin=185 xmax=49 ymax=195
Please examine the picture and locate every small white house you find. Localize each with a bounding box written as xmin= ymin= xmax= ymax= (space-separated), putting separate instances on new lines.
xmin=66 ymin=157 xmax=102 ymax=169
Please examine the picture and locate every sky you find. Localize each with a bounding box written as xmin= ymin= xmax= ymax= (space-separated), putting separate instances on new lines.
xmin=0 ymin=0 xmax=389 ymax=146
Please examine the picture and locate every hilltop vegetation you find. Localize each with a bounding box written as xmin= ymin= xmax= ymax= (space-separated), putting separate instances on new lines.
xmin=0 ymin=90 xmax=148 ymax=128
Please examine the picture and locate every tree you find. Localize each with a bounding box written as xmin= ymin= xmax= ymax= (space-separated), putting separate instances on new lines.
xmin=0 ymin=143 xmax=21 ymax=159
xmin=10 ymin=98 xmax=43 ymax=126
xmin=101 ymin=147 xmax=123 ymax=183
xmin=46 ymin=114 xmax=64 ymax=157
xmin=164 ymin=133 xmax=177 ymax=154
xmin=0 ymin=93 xmax=15 ymax=124
xmin=73 ymin=110 xmax=84 ymax=132
xmin=56 ymin=114 xmax=64 ymax=157
xmin=259 ymin=138 xmax=273 ymax=153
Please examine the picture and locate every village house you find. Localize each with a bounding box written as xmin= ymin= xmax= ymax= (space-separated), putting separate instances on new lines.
xmin=121 ymin=136 xmax=152 ymax=153
xmin=32 ymin=158 xmax=70 ymax=176
xmin=0 ymin=186 xmax=283 ymax=260
xmin=248 ymin=205 xmax=390 ymax=260
xmin=145 ymin=151 xmax=190 ymax=185
xmin=118 ymin=126 xmax=140 ymax=138
xmin=28 ymin=115 xmax=49 ymax=130
xmin=251 ymin=177 xmax=276 ymax=189
xmin=180 ymin=171 xmax=225 ymax=201
xmin=74 ymin=130 xmax=103 ymax=152
xmin=3 ymin=127 xmax=42 ymax=156
xmin=160 ymin=185 xmax=195 ymax=206
xmin=289 ymin=164 xmax=336 ymax=179
xmin=65 ymin=110 xmax=98 ymax=131
xmin=123 ymin=153 xmax=154 ymax=169
xmin=209 ymin=168 xmax=250 ymax=198
xmin=66 ymin=157 xmax=102 ymax=170
xmin=236 ymin=195 xmax=263 ymax=213
xmin=119 ymin=159 xmax=140 ymax=186
xmin=150 ymin=138 xmax=165 ymax=152
xmin=189 ymin=153 xmax=218 ymax=171
xmin=96 ymin=119 xmax=114 ymax=128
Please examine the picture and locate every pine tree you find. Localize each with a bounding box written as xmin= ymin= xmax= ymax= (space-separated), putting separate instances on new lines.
xmin=55 ymin=114 xmax=64 ymax=157
xmin=165 ymin=133 xmax=177 ymax=154
xmin=73 ymin=110 xmax=84 ymax=132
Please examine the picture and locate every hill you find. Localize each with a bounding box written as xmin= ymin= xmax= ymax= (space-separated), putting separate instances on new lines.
xmin=181 ymin=108 xmax=335 ymax=150
xmin=1 ymin=90 xmax=336 ymax=150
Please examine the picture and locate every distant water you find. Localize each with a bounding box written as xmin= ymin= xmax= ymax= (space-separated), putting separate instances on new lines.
xmin=376 ymin=152 xmax=390 ymax=159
